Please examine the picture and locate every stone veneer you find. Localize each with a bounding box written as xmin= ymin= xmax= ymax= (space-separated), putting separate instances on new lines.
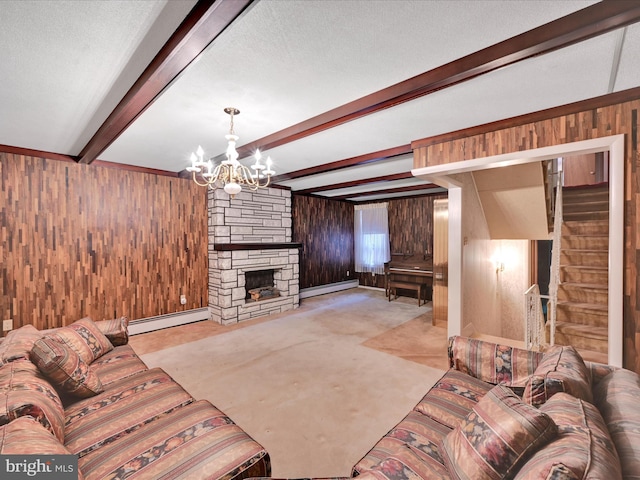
xmin=208 ymin=186 xmax=299 ymax=325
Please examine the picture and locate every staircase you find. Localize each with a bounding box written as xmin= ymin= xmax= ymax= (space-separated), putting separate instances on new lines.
xmin=551 ymin=184 xmax=609 ymax=357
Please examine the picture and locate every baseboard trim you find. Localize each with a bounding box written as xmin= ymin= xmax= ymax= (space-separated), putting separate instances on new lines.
xmin=300 ymin=280 xmax=359 ymax=299
xmin=128 ymin=308 xmax=209 ymax=335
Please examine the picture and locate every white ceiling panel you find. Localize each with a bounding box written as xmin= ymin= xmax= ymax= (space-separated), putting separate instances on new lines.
xmin=347 ymin=188 xmax=448 ymax=203
xmin=278 ymin=155 xmax=415 ymax=191
xmin=101 ymin=0 xmax=597 ymax=172
xmin=322 ymin=178 xmax=435 ymax=197
xmin=258 ymin=31 xmax=617 ymax=176
xmin=614 ymin=23 xmax=640 ymax=92
xmin=0 ymin=0 xmax=197 ymax=155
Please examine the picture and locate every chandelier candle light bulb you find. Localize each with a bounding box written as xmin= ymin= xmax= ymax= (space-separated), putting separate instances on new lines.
xmin=186 ymin=108 xmax=275 ymax=197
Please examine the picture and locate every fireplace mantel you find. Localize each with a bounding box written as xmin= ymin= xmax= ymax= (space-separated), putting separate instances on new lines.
xmin=213 ymin=242 xmax=302 ymax=251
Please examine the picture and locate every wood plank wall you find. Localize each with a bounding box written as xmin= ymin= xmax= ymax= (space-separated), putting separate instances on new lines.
xmin=413 ymin=97 xmax=640 ymax=372
xmin=357 ymin=195 xmax=446 ymax=289
xmin=292 ymin=194 xmax=354 ymax=289
xmin=0 ymin=153 xmax=208 ymax=333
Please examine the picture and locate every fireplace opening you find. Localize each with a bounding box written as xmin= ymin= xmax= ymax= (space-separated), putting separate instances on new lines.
xmin=245 ymin=269 xmax=280 ymax=302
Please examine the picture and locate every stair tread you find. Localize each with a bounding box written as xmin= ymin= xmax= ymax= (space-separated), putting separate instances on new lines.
xmin=555 ymin=322 xmax=608 ymax=340
xmin=557 ymin=301 xmax=608 ymax=312
xmin=560 ymin=282 xmax=608 ymax=290
xmin=560 ymin=265 xmax=608 ymax=271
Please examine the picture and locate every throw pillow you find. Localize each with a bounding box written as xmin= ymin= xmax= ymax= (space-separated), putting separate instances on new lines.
xmin=513 ymin=392 xmax=622 ymax=480
xmin=95 ymin=316 xmax=129 ymax=346
xmin=30 ymin=336 xmax=103 ymax=398
xmin=522 ymin=345 xmax=592 ymax=407
xmin=441 ymin=384 xmax=557 ymax=480
xmin=0 ymin=417 xmax=84 ymax=480
xmin=48 ymin=317 xmax=113 ymax=364
xmin=0 ymin=359 xmax=65 ymax=442
xmin=0 ymin=324 xmax=43 ymax=365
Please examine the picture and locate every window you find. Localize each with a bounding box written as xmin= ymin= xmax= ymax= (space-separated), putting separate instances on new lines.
xmin=354 ymin=203 xmax=390 ymax=275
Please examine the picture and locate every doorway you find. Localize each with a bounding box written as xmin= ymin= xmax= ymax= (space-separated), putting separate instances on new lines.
xmin=412 ymin=135 xmax=624 ymax=367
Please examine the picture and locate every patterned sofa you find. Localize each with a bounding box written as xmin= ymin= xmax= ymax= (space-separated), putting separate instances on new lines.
xmin=0 ymin=317 xmax=270 ymax=480
xmin=349 ymin=335 xmax=640 ymax=480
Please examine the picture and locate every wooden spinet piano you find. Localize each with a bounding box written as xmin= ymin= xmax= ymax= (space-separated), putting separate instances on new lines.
xmin=385 ymin=254 xmax=433 ymax=306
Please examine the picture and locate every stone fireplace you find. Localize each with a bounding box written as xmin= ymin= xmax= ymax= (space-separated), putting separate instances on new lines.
xmin=208 ymin=186 xmax=300 ymax=325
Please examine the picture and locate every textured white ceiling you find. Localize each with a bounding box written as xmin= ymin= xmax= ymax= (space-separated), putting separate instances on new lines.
xmin=3 ymin=0 xmax=638 ymax=201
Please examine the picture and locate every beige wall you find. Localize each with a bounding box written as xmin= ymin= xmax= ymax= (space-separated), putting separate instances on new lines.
xmin=457 ymin=173 xmax=529 ymax=340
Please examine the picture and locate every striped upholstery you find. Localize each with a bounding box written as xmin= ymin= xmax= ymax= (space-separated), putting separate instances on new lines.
xmin=448 ymin=336 xmax=542 ymax=388
xmin=0 ymin=324 xmax=43 ymax=365
xmin=523 ymin=345 xmax=593 ymax=407
xmin=79 ymin=399 xmax=271 ymax=480
xmin=48 ymin=318 xmax=113 ymax=364
xmin=64 ymin=368 xmax=193 ymax=457
xmin=94 ymin=317 xmax=129 ymax=346
xmin=513 ymin=393 xmax=622 ymax=480
xmin=414 ymin=369 xmax=493 ymax=429
xmin=360 ymin=445 xmax=451 ymax=480
xmin=88 ymin=344 xmax=148 ymax=386
xmin=30 ymin=336 xmax=103 ymax=398
xmin=0 ymin=359 xmax=65 ymax=442
xmin=352 ymin=411 xmax=451 ymax=474
xmin=0 ymin=417 xmax=85 ymax=480
xmin=593 ymin=369 xmax=640 ymax=479
xmin=441 ymin=385 xmax=557 ymax=480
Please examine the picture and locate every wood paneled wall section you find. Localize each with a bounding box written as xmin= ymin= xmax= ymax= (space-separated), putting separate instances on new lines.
xmin=357 ymin=195 xmax=446 ymax=288
xmin=0 ymin=153 xmax=208 ymax=332
xmin=292 ymin=194 xmax=353 ymax=289
xmin=413 ymin=97 xmax=640 ymax=372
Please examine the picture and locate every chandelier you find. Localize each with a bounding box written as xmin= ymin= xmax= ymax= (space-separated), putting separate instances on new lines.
xmin=186 ymin=108 xmax=275 ymax=196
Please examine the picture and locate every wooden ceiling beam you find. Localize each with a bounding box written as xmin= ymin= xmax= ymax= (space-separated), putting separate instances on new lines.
xmin=294 ymin=172 xmax=415 ymax=195
xmin=76 ymin=0 xmax=255 ymax=165
xmin=328 ymin=183 xmax=442 ymax=201
xmin=270 ymin=144 xmax=411 ymax=183
xmin=235 ymin=1 xmax=640 ymax=158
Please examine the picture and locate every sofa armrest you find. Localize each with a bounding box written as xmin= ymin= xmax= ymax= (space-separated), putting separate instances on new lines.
xmin=448 ymin=336 xmax=543 ymax=388
xmin=586 ymin=361 xmax=618 ymax=386
xmin=95 ymin=317 xmax=129 ymax=346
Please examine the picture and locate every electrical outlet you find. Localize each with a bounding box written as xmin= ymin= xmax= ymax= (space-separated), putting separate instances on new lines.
xmin=180 ymin=295 xmax=187 ymax=305
xmin=3 ymin=319 xmax=13 ymax=332
xmin=346 ymin=270 xmax=350 ymax=276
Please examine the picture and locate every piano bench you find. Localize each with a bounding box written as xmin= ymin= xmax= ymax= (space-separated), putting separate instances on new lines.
xmin=388 ymin=281 xmax=426 ymax=306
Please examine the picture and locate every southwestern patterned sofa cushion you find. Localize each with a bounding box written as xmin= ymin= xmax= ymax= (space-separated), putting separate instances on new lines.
xmin=64 ymin=368 xmax=193 ymax=458
xmin=414 ymin=369 xmax=493 ymax=429
xmin=522 ymin=345 xmax=592 ymax=406
xmin=30 ymin=336 xmax=103 ymax=398
xmin=0 ymin=359 xmax=65 ymax=442
xmin=352 ymin=410 xmax=452 ymax=474
xmin=513 ymin=392 xmax=622 ymax=480
xmin=448 ymin=336 xmax=542 ymax=389
xmin=88 ymin=344 xmax=148 ymax=386
xmin=48 ymin=317 xmax=113 ymax=364
xmin=441 ymin=385 xmax=557 ymax=480
xmin=0 ymin=417 xmax=85 ymax=480
xmin=0 ymin=324 xmax=43 ymax=365
xmin=78 ymin=399 xmax=271 ymax=480
xmin=593 ymin=368 xmax=640 ymax=479
xmin=359 ymin=445 xmax=451 ymax=480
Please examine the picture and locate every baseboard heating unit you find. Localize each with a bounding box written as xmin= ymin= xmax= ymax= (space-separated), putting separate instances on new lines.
xmin=299 ymin=280 xmax=359 ymax=299
xmin=128 ymin=308 xmax=209 ymax=335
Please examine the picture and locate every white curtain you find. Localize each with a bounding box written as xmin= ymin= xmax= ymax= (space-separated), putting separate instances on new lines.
xmin=354 ymin=203 xmax=391 ymax=275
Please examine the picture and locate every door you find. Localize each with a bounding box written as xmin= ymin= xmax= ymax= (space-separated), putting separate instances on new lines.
xmin=433 ymin=198 xmax=448 ymax=325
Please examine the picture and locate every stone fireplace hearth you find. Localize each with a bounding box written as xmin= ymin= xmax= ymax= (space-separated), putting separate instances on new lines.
xmin=208 ymin=187 xmax=300 ymax=325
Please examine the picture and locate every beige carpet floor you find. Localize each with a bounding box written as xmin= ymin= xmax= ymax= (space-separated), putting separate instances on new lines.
xmin=136 ymin=289 xmax=446 ymax=478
